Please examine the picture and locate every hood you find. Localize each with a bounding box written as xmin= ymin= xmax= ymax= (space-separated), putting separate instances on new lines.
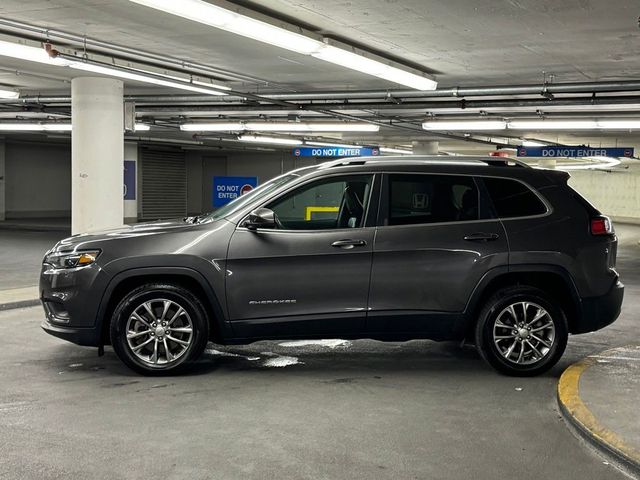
xmin=52 ymin=218 xmax=196 ymax=252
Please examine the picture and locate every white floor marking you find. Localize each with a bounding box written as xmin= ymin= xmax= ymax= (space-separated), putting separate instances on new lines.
xmin=278 ymin=339 xmax=352 ymax=349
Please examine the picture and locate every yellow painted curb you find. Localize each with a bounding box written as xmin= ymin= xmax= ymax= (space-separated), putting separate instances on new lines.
xmin=557 ymin=347 xmax=640 ymax=475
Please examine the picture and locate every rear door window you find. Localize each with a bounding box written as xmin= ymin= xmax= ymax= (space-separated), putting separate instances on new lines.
xmin=387 ymin=174 xmax=480 ymax=226
xmin=482 ymin=177 xmax=547 ymax=218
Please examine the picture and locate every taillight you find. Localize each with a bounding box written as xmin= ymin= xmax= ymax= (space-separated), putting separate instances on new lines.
xmin=591 ymin=216 xmax=613 ymax=236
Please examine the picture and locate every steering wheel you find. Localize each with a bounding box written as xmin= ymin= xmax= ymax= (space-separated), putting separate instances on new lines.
xmin=273 ymin=211 xmax=285 ymax=229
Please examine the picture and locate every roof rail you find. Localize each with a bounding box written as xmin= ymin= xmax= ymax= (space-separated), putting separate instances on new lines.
xmin=318 ymin=156 xmax=531 ymax=169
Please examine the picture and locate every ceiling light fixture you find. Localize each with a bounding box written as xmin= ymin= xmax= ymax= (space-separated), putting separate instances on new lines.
xmin=0 ymin=122 xmax=149 ymax=132
xmin=67 ymin=60 xmax=228 ymax=96
xmin=128 ymin=0 xmax=437 ymax=90
xmin=0 ymin=88 xmax=20 ymax=99
xmin=0 ymin=123 xmax=72 ymax=131
xmin=521 ymin=140 xmax=547 ymax=147
xmin=422 ymin=120 xmax=507 ymax=131
xmin=0 ymin=39 xmax=229 ymax=96
xmin=508 ymin=120 xmax=598 ymax=130
xmin=379 ymin=146 xmax=413 ymax=154
xmin=423 ymin=119 xmax=640 ymax=131
xmin=180 ymin=121 xmax=379 ymax=132
xmin=0 ymin=39 xmax=67 ymax=65
xmin=305 ymin=141 xmax=363 ymax=149
xmin=238 ymin=134 xmax=303 ymax=145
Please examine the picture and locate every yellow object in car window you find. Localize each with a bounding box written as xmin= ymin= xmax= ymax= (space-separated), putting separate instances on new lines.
xmin=305 ymin=206 xmax=340 ymax=221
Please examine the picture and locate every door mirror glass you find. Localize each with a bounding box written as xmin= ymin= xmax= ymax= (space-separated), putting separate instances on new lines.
xmin=244 ymin=207 xmax=277 ymax=230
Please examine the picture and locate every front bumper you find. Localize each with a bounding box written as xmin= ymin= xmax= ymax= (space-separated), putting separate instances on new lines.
xmin=39 ymin=261 xmax=107 ymax=346
xmin=41 ymin=317 xmax=100 ymax=346
xmin=573 ymin=280 xmax=624 ymax=334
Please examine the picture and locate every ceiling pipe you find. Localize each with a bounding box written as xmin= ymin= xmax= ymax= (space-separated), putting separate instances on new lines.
xmin=0 ymin=18 xmax=272 ymax=86
xmin=7 ymin=87 xmax=640 ymax=108
xmin=262 ymin=81 xmax=640 ymax=100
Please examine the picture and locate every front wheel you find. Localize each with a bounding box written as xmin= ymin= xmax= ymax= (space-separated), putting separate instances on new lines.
xmin=475 ymin=286 xmax=568 ymax=376
xmin=110 ymin=283 xmax=209 ymax=375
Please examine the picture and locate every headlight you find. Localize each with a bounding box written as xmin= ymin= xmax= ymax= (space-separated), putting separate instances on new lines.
xmin=44 ymin=250 xmax=101 ymax=269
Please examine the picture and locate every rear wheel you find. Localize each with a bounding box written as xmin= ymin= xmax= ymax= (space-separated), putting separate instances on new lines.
xmin=475 ymin=286 xmax=568 ymax=376
xmin=110 ymin=283 xmax=209 ymax=375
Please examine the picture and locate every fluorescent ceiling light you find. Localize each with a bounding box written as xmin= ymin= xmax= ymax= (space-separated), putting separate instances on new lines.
xmin=68 ymin=61 xmax=228 ymax=95
xmin=305 ymin=141 xmax=363 ymax=149
xmin=128 ymin=0 xmax=437 ymax=90
xmin=596 ymin=120 xmax=640 ymax=129
xmin=312 ymin=45 xmax=437 ymax=91
xmin=380 ymin=147 xmax=413 ymax=154
xmin=0 ymin=122 xmax=149 ymax=132
xmin=129 ymin=0 xmax=323 ymax=55
xmin=508 ymin=120 xmax=598 ymax=130
xmin=128 ymin=66 xmax=231 ymax=92
xmin=180 ymin=122 xmax=379 ymax=132
xmin=0 ymin=39 xmax=67 ymax=65
xmin=0 ymin=88 xmax=19 ymax=99
xmin=238 ymin=134 xmax=303 ymax=145
xmin=521 ymin=140 xmax=546 ymax=147
xmin=422 ymin=120 xmax=507 ymax=131
xmin=510 ymin=120 xmax=640 ymax=130
xmin=557 ymin=157 xmax=621 ymax=171
xmin=0 ymin=123 xmax=72 ymax=131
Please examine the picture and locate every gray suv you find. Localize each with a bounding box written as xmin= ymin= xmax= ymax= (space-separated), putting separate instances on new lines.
xmin=40 ymin=156 xmax=624 ymax=376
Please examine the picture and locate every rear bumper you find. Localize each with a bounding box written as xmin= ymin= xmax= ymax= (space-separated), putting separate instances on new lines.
xmin=573 ymin=280 xmax=624 ymax=334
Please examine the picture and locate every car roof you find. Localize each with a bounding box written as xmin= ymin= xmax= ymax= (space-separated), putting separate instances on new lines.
xmin=316 ymin=155 xmax=529 ymax=170
xmin=293 ymin=155 xmax=568 ymax=188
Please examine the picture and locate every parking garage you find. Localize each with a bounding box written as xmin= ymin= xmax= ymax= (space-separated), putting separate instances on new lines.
xmin=0 ymin=1 xmax=639 ymax=479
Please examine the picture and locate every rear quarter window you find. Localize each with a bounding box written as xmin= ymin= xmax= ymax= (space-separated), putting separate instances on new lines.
xmin=482 ymin=177 xmax=547 ymax=218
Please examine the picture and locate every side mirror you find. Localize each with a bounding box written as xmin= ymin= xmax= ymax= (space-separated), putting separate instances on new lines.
xmin=244 ymin=207 xmax=276 ymax=230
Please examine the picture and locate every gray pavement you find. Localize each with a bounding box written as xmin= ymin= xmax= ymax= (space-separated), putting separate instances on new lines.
xmin=0 ymin=229 xmax=68 ymax=290
xmin=580 ymin=345 xmax=640 ymax=468
xmin=0 ymin=225 xmax=638 ymax=479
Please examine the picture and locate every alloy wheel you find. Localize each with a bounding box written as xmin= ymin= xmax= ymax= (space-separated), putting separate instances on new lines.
xmin=125 ymin=298 xmax=194 ymax=366
xmin=492 ymin=301 xmax=556 ymax=365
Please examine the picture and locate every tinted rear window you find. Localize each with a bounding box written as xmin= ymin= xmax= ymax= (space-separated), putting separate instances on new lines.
xmin=482 ymin=177 xmax=547 ymax=218
xmin=389 ymin=174 xmax=479 ymax=225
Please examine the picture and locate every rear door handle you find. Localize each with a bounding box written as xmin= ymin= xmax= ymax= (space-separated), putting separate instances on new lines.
xmin=331 ymin=239 xmax=367 ymax=249
xmin=463 ymin=232 xmax=499 ymax=242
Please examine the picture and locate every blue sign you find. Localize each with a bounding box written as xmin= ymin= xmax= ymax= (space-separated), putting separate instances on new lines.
xmin=123 ymin=160 xmax=136 ymax=200
xmin=517 ymin=146 xmax=634 ymax=158
xmin=213 ymin=176 xmax=258 ymax=207
xmin=293 ymin=146 xmax=380 ymax=158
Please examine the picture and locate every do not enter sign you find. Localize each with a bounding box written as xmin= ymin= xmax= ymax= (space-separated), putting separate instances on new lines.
xmin=213 ymin=176 xmax=258 ymax=207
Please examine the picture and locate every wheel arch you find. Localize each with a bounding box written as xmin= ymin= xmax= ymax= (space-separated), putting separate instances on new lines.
xmin=97 ymin=267 xmax=230 ymax=346
xmin=462 ymin=265 xmax=582 ymax=338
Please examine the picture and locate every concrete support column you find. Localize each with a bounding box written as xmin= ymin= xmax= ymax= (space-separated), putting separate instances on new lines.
xmin=72 ymin=77 xmax=123 ymax=234
xmin=0 ymin=140 xmax=5 ymax=221
xmin=538 ymin=158 xmax=557 ymax=169
xmin=412 ymin=140 xmax=439 ymax=154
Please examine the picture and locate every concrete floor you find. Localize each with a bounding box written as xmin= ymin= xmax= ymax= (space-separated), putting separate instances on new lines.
xmin=0 ymin=229 xmax=68 ymax=290
xmin=0 ymin=226 xmax=639 ymax=479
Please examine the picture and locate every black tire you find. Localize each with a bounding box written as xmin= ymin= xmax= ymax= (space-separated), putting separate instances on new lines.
xmin=110 ymin=283 xmax=209 ymax=375
xmin=475 ymin=285 xmax=568 ymax=376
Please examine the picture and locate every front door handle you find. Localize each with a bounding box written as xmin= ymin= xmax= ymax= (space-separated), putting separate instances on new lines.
xmin=331 ymin=239 xmax=367 ymax=249
xmin=463 ymin=232 xmax=499 ymax=242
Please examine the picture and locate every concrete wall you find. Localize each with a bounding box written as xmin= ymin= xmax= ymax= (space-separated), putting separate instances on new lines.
xmin=186 ymin=150 xmax=304 ymax=214
xmin=568 ymin=164 xmax=640 ymax=224
xmin=5 ymin=141 xmax=71 ymax=218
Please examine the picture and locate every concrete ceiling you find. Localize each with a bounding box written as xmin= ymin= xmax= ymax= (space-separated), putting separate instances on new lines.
xmin=0 ymin=0 xmax=639 ymax=153
xmin=0 ymin=0 xmax=639 ymax=92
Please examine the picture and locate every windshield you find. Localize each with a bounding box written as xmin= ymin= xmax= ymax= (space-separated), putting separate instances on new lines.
xmin=198 ymin=172 xmax=300 ymax=223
